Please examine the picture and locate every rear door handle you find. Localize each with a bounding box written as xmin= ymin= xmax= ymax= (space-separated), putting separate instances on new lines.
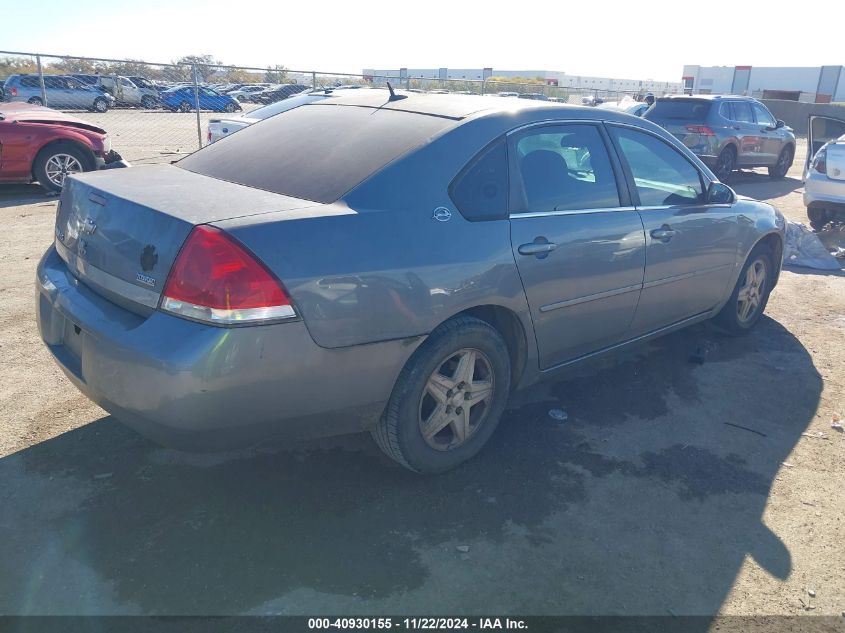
xmin=518 ymin=241 xmax=557 ymax=256
xmin=650 ymin=227 xmax=677 ymax=242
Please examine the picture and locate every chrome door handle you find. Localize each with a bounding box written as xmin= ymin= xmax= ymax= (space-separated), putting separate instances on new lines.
xmin=650 ymin=227 xmax=677 ymax=242
xmin=518 ymin=242 xmax=557 ymax=256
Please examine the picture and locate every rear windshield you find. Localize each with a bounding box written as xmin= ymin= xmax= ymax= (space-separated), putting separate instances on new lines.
xmin=178 ymin=103 xmax=456 ymax=203
xmin=644 ymin=99 xmax=711 ymax=121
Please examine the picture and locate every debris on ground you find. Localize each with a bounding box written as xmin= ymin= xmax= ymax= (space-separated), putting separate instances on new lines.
xmin=802 ymin=431 xmax=829 ymax=440
xmin=831 ymin=413 xmax=843 ymax=432
xmin=808 ymin=589 xmax=816 ymax=598
xmin=548 ymin=409 xmax=568 ymax=422
xmin=784 ymin=221 xmax=841 ymax=270
xmin=456 ymin=545 xmax=470 ymax=553
xmin=781 ymin=462 xmax=795 ymax=468
xmin=93 ymin=472 xmax=113 ymax=480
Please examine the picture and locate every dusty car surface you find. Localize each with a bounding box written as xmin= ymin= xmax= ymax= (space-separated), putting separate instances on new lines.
xmin=804 ymin=114 xmax=845 ymax=229
xmin=36 ymin=90 xmax=785 ymax=472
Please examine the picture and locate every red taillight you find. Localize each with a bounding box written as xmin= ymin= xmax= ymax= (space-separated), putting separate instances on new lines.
xmin=813 ymin=149 xmax=827 ymax=175
xmin=685 ymin=125 xmax=715 ymax=136
xmin=207 ymin=130 xmax=212 ymax=142
xmin=11 ymin=87 xmax=17 ymax=97
xmin=160 ymin=225 xmax=295 ymax=324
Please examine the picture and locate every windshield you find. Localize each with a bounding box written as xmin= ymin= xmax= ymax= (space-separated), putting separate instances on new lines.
xmin=178 ymin=102 xmax=455 ymax=203
xmin=645 ymin=99 xmax=711 ymax=121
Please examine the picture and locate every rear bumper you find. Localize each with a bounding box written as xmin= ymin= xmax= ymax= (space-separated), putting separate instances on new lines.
xmin=36 ymin=246 xmax=420 ymax=450
xmin=804 ymin=174 xmax=845 ymax=208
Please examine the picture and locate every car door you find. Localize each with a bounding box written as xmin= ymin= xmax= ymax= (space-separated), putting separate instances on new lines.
xmin=508 ymin=122 xmax=646 ymax=369
xmin=120 ymin=77 xmax=141 ymax=105
xmin=730 ymin=101 xmax=761 ymax=166
xmin=805 ymin=115 xmax=845 ymax=176
xmin=0 ymin=120 xmax=35 ymax=179
xmin=43 ymin=76 xmax=67 ymax=108
xmin=752 ymin=102 xmax=782 ymax=164
xmin=607 ymin=124 xmax=739 ymax=335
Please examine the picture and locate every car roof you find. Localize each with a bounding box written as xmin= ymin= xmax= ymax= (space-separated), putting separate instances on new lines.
xmin=308 ymin=88 xmax=586 ymax=120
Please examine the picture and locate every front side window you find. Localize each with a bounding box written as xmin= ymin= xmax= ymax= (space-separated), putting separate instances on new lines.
xmin=752 ymin=103 xmax=776 ymax=127
xmin=511 ymin=124 xmax=620 ymax=213
xmin=732 ymin=102 xmax=754 ymax=123
xmin=611 ymin=127 xmax=704 ymax=206
xmin=44 ymin=76 xmax=64 ymax=89
xmin=449 ymin=138 xmax=508 ymax=221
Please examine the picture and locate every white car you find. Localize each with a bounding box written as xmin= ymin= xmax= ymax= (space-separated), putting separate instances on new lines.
xmin=226 ymin=85 xmax=273 ymax=102
xmin=206 ymin=89 xmax=356 ymax=143
xmin=804 ymin=115 xmax=845 ymax=229
xmin=597 ymin=99 xmax=650 ymax=117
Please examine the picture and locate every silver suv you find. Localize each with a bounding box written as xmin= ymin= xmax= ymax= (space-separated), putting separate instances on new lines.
xmin=2 ymin=74 xmax=114 ymax=112
xmin=644 ymin=95 xmax=796 ymax=183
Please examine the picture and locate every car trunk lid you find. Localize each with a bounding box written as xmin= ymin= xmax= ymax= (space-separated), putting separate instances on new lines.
xmin=643 ymin=98 xmax=713 ymax=145
xmin=54 ymin=164 xmax=317 ymax=316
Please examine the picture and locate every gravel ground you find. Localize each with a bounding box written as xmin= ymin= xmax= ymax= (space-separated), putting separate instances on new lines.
xmin=0 ymin=139 xmax=842 ymax=620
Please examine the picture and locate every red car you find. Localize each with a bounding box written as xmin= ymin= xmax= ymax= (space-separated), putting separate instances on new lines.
xmin=0 ymin=102 xmax=126 ymax=192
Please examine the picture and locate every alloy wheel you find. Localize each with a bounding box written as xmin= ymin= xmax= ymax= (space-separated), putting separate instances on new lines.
xmin=44 ymin=153 xmax=84 ymax=188
xmin=736 ymin=258 xmax=767 ymax=323
xmin=715 ymin=149 xmax=735 ymax=182
xmin=418 ymin=348 xmax=495 ymax=451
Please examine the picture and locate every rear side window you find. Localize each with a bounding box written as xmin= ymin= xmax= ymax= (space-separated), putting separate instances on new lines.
xmin=645 ymin=99 xmax=711 ymax=121
xmin=449 ymin=138 xmax=508 ymax=221
xmin=511 ymin=124 xmax=620 ymax=213
xmin=20 ymin=76 xmax=40 ymax=88
xmin=611 ymin=127 xmax=704 ymax=206
xmin=179 ymin=103 xmax=455 ymax=203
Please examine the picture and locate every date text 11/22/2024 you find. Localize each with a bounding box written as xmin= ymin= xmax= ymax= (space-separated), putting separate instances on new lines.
xmin=307 ymin=618 xmax=528 ymax=630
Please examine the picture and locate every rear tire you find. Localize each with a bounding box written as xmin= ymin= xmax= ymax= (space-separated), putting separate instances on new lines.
xmin=33 ymin=143 xmax=94 ymax=193
xmin=371 ymin=315 xmax=511 ymax=474
xmin=224 ymin=102 xmax=237 ymax=113
xmin=808 ymin=207 xmax=829 ymax=231
xmin=713 ymin=146 xmax=736 ymax=183
xmin=768 ymin=145 xmax=794 ymax=179
xmin=27 ymin=97 xmax=43 ymax=106
xmin=713 ymin=243 xmax=774 ymax=336
xmin=140 ymin=95 xmax=157 ymax=109
xmin=179 ymin=101 xmax=192 ymax=113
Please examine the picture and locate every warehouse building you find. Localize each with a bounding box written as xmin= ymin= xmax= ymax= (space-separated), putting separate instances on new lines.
xmin=682 ymin=65 xmax=845 ymax=103
xmin=363 ymin=67 xmax=681 ymax=94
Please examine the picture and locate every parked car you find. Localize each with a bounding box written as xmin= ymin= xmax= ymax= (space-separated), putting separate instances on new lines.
xmin=251 ymin=84 xmax=310 ymax=104
xmin=127 ymin=76 xmax=164 ymax=93
xmin=644 ymin=95 xmax=796 ymax=183
xmin=207 ymin=88 xmax=362 ymax=143
xmin=99 ymin=75 xmax=159 ymax=108
xmin=0 ymin=102 xmax=126 ymax=191
xmin=227 ymin=85 xmax=271 ymax=101
xmin=518 ymin=93 xmax=549 ymax=101
xmin=160 ymin=86 xmax=241 ymax=113
xmin=3 ymin=74 xmax=114 ymax=112
xmin=37 ymin=91 xmax=785 ymax=473
xmin=804 ymin=114 xmax=845 ymax=229
xmin=598 ymin=99 xmax=650 ymax=117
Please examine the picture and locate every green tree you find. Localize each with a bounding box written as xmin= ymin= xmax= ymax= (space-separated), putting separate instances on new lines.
xmin=264 ymin=64 xmax=288 ymax=83
xmin=173 ymin=55 xmax=221 ymax=82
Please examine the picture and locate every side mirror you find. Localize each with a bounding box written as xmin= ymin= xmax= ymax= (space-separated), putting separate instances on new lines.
xmin=708 ymin=181 xmax=735 ymax=204
xmin=775 ymin=119 xmax=785 ymax=129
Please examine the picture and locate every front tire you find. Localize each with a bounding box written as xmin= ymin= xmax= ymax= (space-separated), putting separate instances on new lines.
xmin=768 ymin=145 xmax=794 ymax=179
xmin=371 ymin=316 xmax=511 ymax=473
xmin=224 ymin=102 xmax=237 ymax=113
xmin=713 ymin=243 xmax=774 ymax=335
xmin=179 ymin=101 xmax=192 ymax=113
xmin=33 ymin=143 xmax=93 ymax=192
xmin=93 ymin=97 xmax=109 ymax=113
xmin=140 ymin=95 xmax=157 ymax=109
xmin=27 ymin=97 xmax=43 ymax=106
xmin=713 ymin=146 xmax=736 ymax=183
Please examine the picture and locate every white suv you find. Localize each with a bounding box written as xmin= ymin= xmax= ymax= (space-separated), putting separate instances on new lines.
xmin=805 ymin=115 xmax=845 ymax=229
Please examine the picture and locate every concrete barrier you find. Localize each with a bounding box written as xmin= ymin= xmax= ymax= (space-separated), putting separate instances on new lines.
xmin=761 ymin=100 xmax=845 ymax=135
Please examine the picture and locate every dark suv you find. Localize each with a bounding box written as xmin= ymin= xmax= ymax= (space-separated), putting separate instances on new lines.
xmin=644 ymin=95 xmax=795 ymax=182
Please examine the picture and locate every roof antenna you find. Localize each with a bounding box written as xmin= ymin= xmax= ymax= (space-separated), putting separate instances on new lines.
xmin=386 ymin=81 xmax=406 ymax=102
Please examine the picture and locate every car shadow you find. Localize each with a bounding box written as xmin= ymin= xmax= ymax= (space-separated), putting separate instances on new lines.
xmin=0 ymin=183 xmax=55 ymax=208
xmin=729 ymin=172 xmax=803 ymax=200
xmin=0 ymin=317 xmax=821 ymax=619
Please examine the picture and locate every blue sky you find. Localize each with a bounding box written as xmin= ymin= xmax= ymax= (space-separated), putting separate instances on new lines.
xmin=3 ymin=0 xmax=841 ymax=81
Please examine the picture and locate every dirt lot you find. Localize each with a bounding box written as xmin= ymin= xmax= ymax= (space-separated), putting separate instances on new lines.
xmin=0 ymin=140 xmax=843 ymax=620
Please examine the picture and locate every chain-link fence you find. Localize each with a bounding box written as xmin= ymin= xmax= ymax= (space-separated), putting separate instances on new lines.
xmin=1 ymin=50 xmax=680 ymax=164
